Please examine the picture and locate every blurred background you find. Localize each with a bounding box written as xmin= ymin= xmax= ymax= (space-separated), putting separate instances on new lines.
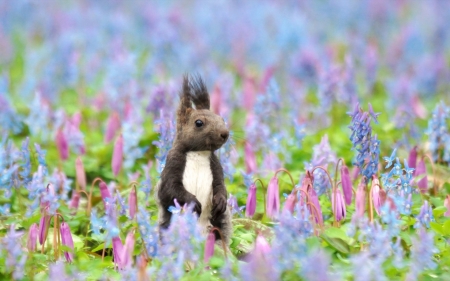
xmin=1 ymin=0 xmax=450 ymax=194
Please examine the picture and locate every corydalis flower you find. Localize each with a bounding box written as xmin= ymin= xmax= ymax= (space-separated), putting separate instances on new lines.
xmin=266 ymin=176 xmax=280 ymax=219
xmin=415 ymin=200 xmax=433 ymax=228
xmin=60 ymin=222 xmax=74 ymax=262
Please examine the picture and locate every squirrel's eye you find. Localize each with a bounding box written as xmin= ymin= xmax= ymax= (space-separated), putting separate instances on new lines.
xmin=195 ymin=120 xmax=203 ymax=127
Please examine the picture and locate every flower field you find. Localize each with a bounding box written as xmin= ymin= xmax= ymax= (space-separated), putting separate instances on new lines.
xmin=1 ymin=1 xmax=450 ymax=280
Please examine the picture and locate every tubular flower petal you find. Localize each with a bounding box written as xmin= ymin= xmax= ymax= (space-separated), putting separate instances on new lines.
xmin=112 ymin=134 xmax=124 ymax=177
xmin=340 ymin=164 xmax=353 ymax=205
xmin=38 ymin=213 xmax=49 ymax=245
xmin=56 ymin=129 xmax=69 ymax=161
xmin=60 ymin=222 xmax=74 ymax=262
xmin=331 ymin=188 xmax=346 ymax=222
xmin=444 ymin=195 xmax=450 ymax=217
xmin=112 ymin=236 xmax=124 ymax=269
xmin=99 ymin=181 xmax=112 ymax=209
xmin=245 ymin=142 xmax=257 ymax=174
xmin=408 ymin=146 xmax=418 ymax=169
xmin=283 ymin=193 xmax=296 ymax=214
xmin=355 ymin=181 xmax=366 ymax=218
xmin=27 ymin=223 xmax=38 ymax=251
xmin=204 ymin=231 xmax=215 ymax=264
xmin=69 ymin=191 xmax=80 ymax=212
xmin=266 ymin=177 xmax=280 ymax=219
xmin=105 ymin=112 xmax=121 ymax=143
xmin=129 ymin=188 xmax=137 ymax=219
xmin=75 ymin=157 xmax=86 ymax=190
xmin=121 ymin=232 xmax=135 ymax=269
xmin=307 ymin=187 xmax=323 ymax=226
xmin=245 ymin=183 xmax=257 ymax=217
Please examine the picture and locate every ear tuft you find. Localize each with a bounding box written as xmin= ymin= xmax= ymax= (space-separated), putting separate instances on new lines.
xmin=187 ymin=74 xmax=210 ymax=110
xmin=176 ymin=75 xmax=193 ymax=132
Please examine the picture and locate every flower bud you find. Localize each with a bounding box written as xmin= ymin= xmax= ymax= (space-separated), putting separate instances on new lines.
xmin=283 ymin=193 xmax=296 ymax=214
xmin=332 ymin=188 xmax=346 ymax=222
xmin=340 ymin=164 xmax=353 ymax=205
xmin=129 ymin=187 xmax=137 ymax=219
xmin=69 ymin=191 xmax=80 ymax=213
xmin=56 ymin=129 xmax=69 ymax=161
xmin=266 ymin=177 xmax=280 ymax=219
xmin=99 ymin=181 xmax=112 ymax=209
xmin=121 ymin=232 xmax=135 ymax=269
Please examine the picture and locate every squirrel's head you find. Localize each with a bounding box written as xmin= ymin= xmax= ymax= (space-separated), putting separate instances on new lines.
xmin=175 ymin=75 xmax=229 ymax=151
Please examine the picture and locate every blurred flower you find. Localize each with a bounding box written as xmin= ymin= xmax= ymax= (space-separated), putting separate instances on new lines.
xmin=240 ymin=235 xmax=276 ymax=281
xmin=112 ymin=134 xmax=124 ymax=177
xmin=406 ymin=228 xmax=438 ymax=280
xmin=121 ymin=231 xmax=135 ymax=269
xmin=341 ymin=163 xmax=352 ymax=205
xmin=245 ymin=142 xmax=257 ymax=174
xmin=415 ymin=200 xmax=433 ymax=228
xmin=283 ymin=193 xmax=296 ymax=214
xmin=444 ymin=195 xmax=450 ymax=217
xmin=55 ymin=128 xmax=69 ymax=161
xmin=355 ymin=181 xmax=366 ymax=218
xmin=27 ymin=223 xmax=38 ymax=252
xmin=105 ymin=112 xmax=121 ymax=143
xmin=408 ymin=146 xmax=418 ymax=169
xmin=128 ymin=187 xmax=137 ymax=219
xmin=245 ymin=183 xmax=257 ymax=218
xmin=426 ymin=102 xmax=449 ymax=163
xmin=60 ymin=222 xmax=75 ymax=262
xmin=137 ymin=207 xmax=158 ymax=258
xmin=2 ymin=224 xmax=26 ymax=280
xmin=69 ymin=191 xmax=80 ymax=213
xmin=204 ymin=231 xmax=215 ymax=264
xmin=371 ymin=176 xmax=383 ymax=215
xmin=99 ymin=181 xmax=112 ymax=209
xmin=75 ymin=157 xmax=86 ymax=190
xmin=112 ymin=236 xmax=124 ymax=269
xmin=228 ymin=193 xmax=245 ymax=216
xmin=266 ymin=176 xmax=280 ymax=219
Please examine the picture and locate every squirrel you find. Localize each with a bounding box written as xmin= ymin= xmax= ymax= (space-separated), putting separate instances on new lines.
xmin=155 ymin=74 xmax=232 ymax=245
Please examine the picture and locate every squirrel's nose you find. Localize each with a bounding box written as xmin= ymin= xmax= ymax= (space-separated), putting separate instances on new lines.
xmin=220 ymin=131 xmax=229 ymax=141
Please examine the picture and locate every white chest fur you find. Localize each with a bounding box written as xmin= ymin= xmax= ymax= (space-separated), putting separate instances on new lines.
xmin=182 ymin=151 xmax=213 ymax=231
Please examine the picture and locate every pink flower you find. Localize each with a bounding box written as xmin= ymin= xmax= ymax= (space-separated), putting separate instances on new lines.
xmin=69 ymin=191 xmax=80 ymax=212
xmin=415 ymin=159 xmax=428 ymax=193
xmin=204 ymin=231 xmax=215 ymax=264
xmin=129 ymin=187 xmax=137 ymax=219
xmin=112 ymin=134 xmax=123 ymax=177
xmin=121 ymin=232 xmax=135 ymax=269
xmin=112 ymin=236 xmax=124 ymax=269
xmin=99 ymin=181 xmax=112 ymax=209
xmin=245 ymin=142 xmax=258 ymax=174
xmin=283 ymin=193 xmax=296 ymax=214
xmin=351 ymin=166 xmax=360 ymax=181
xmin=307 ymin=187 xmax=323 ymax=226
xmin=340 ymin=164 xmax=353 ymax=205
xmin=331 ymin=188 xmax=346 ymax=222
xmin=56 ymin=129 xmax=69 ymax=161
xmin=75 ymin=157 xmax=86 ymax=190
xmin=371 ymin=176 xmax=382 ymax=215
xmin=444 ymin=195 xmax=450 ymax=217
xmin=355 ymin=181 xmax=366 ymax=218
xmin=60 ymin=222 xmax=74 ymax=262
xmin=210 ymin=84 xmax=222 ymax=114
xmin=38 ymin=213 xmax=49 ymax=245
xmin=408 ymin=146 xmax=418 ymax=169
xmin=27 ymin=223 xmax=38 ymax=251
xmin=266 ymin=177 xmax=280 ymax=219
xmin=245 ymin=183 xmax=257 ymax=218
xmin=105 ymin=112 xmax=121 ymax=143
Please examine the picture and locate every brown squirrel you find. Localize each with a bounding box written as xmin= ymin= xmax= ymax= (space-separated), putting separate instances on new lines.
xmin=155 ymin=75 xmax=232 ymax=245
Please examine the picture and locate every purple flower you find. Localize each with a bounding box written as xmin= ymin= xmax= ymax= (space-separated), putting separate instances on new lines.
xmin=60 ymin=222 xmax=74 ymax=262
xmin=340 ymin=163 xmax=353 ymax=205
xmin=307 ymin=187 xmax=323 ymax=226
xmin=245 ymin=183 xmax=257 ymax=218
xmin=240 ymin=235 xmax=277 ymax=281
xmin=69 ymin=191 xmax=80 ymax=213
xmin=355 ymin=181 xmax=366 ymax=218
xmin=27 ymin=223 xmax=38 ymax=252
xmin=266 ymin=176 xmax=280 ymax=219
xmin=38 ymin=212 xmax=49 ymax=245
xmin=331 ymin=188 xmax=346 ymax=222
xmin=112 ymin=134 xmax=124 ymax=177
xmin=75 ymin=157 xmax=86 ymax=190
xmin=445 ymin=195 xmax=450 ymax=217
xmin=415 ymin=200 xmax=433 ymax=228
xmin=204 ymin=231 xmax=215 ymax=264
xmin=415 ymin=159 xmax=428 ymax=193
xmin=406 ymin=228 xmax=438 ymax=280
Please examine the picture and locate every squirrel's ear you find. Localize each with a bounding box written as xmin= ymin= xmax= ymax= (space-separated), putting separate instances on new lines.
xmin=177 ymin=75 xmax=193 ymax=130
xmin=189 ymin=75 xmax=210 ymax=110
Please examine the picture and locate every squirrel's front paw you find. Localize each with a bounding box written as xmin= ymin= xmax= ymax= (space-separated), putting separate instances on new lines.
xmin=189 ymin=196 xmax=202 ymax=216
xmin=212 ymin=194 xmax=227 ymax=218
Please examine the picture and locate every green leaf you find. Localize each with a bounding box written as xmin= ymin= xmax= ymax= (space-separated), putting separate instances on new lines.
xmin=432 ymin=206 xmax=447 ymax=218
xmin=321 ymin=234 xmax=350 ymax=254
xmin=443 ymin=220 xmax=450 ymax=235
xmin=443 ymin=182 xmax=450 ymax=194
xmin=91 ymin=243 xmax=109 ymax=252
xmin=430 ymin=222 xmax=445 ymax=235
